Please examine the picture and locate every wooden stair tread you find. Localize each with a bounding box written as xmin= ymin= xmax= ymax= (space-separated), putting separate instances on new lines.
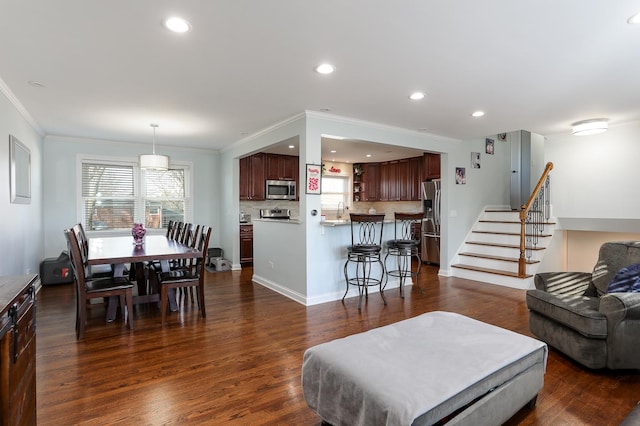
xmin=451 ymin=263 xmax=533 ymax=279
xmin=472 ymin=230 xmax=553 ymax=237
xmin=459 ymin=252 xmax=539 ymax=264
xmin=466 ymin=241 xmax=546 ymax=250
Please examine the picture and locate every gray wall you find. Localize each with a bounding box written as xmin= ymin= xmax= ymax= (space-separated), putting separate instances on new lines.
xmin=0 ymin=91 xmax=44 ymax=276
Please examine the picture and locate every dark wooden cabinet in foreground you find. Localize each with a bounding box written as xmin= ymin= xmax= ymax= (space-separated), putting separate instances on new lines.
xmin=240 ymin=225 xmax=254 ymax=266
xmin=0 ymin=274 xmax=37 ymax=426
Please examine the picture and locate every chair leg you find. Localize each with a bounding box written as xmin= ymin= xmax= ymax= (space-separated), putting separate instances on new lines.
xmin=342 ymin=259 xmax=351 ymax=302
xmin=413 ymin=251 xmax=423 ymax=294
xmin=160 ymin=284 xmax=168 ymax=324
xmin=197 ymin=282 xmax=206 ymax=318
xmin=125 ymin=289 xmax=134 ymax=330
xmin=377 ymin=256 xmax=387 ymax=305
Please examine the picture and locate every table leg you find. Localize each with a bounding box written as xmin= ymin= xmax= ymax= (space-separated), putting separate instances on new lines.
xmin=106 ymin=262 xmax=127 ymax=322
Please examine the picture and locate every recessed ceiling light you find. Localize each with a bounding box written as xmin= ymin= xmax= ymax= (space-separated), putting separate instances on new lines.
xmin=366 ymin=154 xmax=372 ymax=158
xmin=330 ymin=150 xmax=337 ymax=153
xmin=315 ymin=63 xmax=336 ymax=74
xmin=288 ymin=145 xmax=295 ymax=149
xmin=409 ymin=92 xmax=425 ymax=100
xmin=627 ymin=12 xmax=640 ymax=24
xmin=28 ymin=80 xmax=45 ymax=87
xmin=471 ymin=111 xmax=485 ymax=117
xmin=163 ymin=17 xmax=191 ymax=33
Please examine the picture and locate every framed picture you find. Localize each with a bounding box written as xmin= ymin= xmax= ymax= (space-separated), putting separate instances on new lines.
xmin=471 ymin=152 xmax=481 ymax=169
xmin=485 ymin=138 xmax=495 ymax=155
xmin=305 ymin=163 xmax=322 ymax=194
xmin=455 ymin=167 xmax=466 ymax=185
xmin=9 ymin=135 xmax=31 ymax=204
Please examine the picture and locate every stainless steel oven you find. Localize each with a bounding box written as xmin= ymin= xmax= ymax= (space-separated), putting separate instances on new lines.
xmin=265 ymin=180 xmax=296 ymax=200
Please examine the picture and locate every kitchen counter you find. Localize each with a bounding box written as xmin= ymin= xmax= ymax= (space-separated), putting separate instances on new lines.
xmin=320 ymin=219 xmax=395 ymax=227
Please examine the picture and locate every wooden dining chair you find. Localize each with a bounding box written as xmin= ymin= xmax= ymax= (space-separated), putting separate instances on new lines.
xmin=75 ymin=222 xmax=114 ymax=278
xmin=65 ymin=227 xmax=134 ymax=339
xmin=155 ymin=225 xmax=211 ymax=324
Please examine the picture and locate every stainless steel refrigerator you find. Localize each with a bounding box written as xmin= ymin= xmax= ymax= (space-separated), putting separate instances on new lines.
xmin=421 ymin=180 xmax=441 ymax=265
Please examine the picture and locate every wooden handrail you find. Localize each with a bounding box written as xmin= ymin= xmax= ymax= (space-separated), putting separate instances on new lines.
xmin=518 ymin=162 xmax=554 ymax=277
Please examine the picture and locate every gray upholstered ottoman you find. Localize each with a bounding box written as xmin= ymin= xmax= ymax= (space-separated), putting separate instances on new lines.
xmin=302 ymin=311 xmax=547 ymax=425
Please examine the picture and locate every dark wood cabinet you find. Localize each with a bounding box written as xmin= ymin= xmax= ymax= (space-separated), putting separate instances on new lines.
xmin=406 ymin=156 xmax=423 ymax=201
xmin=360 ymin=163 xmax=380 ymax=201
xmin=240 ymin=225 xmax=253 ymax=265
xmin=239 ymin=154 xmax=265 ymax=200
xmin=423 ymin=153 xmax=441 ymax=181
xmin=380 ymin=161 xmax=400 ymax=201
xmin=0 ymin=274 xmax=37 ymax=426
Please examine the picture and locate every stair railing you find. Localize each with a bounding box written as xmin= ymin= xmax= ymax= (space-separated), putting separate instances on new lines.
xmin=518 ymin=162 xmax=554 ymax=277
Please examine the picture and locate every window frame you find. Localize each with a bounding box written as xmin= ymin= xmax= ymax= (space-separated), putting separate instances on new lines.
xmin=76 ymin=154 xmax=193 ymax=235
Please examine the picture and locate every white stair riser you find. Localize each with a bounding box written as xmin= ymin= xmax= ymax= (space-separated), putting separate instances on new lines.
xmin=481 ymin=212 xmax=520 ymax=222
xmin=463 ymin=244 xmax=546 ymax=261
xmin=475 ymin=222 xmax=522 ymax=233
xmin=457 ymin=256 xmax=534 ymax=273
xmin=451 ymin=267 xmax=535 ymax=290
xmin=470 ymin=232 xmax=552 ymax=247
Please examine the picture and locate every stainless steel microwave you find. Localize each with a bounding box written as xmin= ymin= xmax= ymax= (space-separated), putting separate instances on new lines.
xmin=265 ymin=180 xmax=296 ymax=200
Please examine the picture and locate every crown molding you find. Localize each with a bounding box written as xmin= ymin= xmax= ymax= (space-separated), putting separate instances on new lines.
xmin=0 ymin=77 xmax=45 ymax=137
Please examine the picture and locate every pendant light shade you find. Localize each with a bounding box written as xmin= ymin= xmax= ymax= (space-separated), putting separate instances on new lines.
xmin=572 ymin=119 xmax=608 ymax=136
xmin=140 ymin=123 xmax=169 ymax=170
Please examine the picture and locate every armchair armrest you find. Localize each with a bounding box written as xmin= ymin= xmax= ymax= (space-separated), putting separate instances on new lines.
xmin=534 ymin=272 xmax=593 ymax=294
xmin=599 ymin=293 xmax=640 ymax=322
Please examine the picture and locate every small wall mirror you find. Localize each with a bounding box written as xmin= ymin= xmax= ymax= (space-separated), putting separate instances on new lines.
xmin=9 ymin=135 xmax=31 ymax=204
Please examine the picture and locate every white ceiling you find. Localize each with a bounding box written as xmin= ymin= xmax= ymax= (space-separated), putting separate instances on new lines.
xmin=1 ymin=1 xmax=639 ymax=159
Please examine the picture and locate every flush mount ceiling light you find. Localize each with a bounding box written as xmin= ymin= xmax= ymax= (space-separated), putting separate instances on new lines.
xmin=163 ymin=17 xmax=191 ymax=33
xmin=471 ymin=111 xmax=485 ymax=117
xmin=627 ymin=12 xmax=640 ymax=24
xmin=315 ymin=63 xmax=336 ymax=74
xmin=140 ymin=124 xmax=169 ymax=170
xmin=572 ymin=118 xmax=609 ymax=136
xmin=409 ymin=92 xmax=425 ymax=100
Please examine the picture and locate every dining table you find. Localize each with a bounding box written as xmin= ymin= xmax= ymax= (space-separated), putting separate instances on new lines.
xmin=87 ymin=234 xmax=202 ymax=321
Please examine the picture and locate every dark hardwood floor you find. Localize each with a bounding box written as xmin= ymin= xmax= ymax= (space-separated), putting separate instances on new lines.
xmin=36 ymin=265 xmax=639 ymax=425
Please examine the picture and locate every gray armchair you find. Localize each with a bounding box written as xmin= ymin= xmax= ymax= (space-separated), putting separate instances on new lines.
xmin=526 ymin=241 xmax=640 ymax=370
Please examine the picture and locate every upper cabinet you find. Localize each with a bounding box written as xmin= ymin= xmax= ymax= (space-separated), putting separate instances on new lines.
xmin=241 ymin=153 xmax=299 ymax=200
xmin=355 ymin=156 xmax=425 ymax=202
xmin=265 ymin=154 xmax=298 ymax=181
xmin=239 ymin=154 xmax=265 ymax=200
xmin=423 ymin=153 xmax=441 ymax=181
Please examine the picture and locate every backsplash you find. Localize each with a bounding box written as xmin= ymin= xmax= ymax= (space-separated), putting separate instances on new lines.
xmin=239 ymin=200 xmax=300 ymax=222
xmin=323 ymin=201 xmax=421 ymax=220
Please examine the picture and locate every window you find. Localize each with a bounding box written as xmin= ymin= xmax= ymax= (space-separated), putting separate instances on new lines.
xmin=80 ymin=159 xmax=191 ymax=231
xmin=321 ymin=176 xmax=350 ymax=211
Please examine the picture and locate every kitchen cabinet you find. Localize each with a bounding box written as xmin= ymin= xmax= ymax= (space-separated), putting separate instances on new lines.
xmin=380 ymin=161 xmax=400 ymax=201
xmin=0 ymin=274 xmax=37 ymax=426
xmin=406 ymin=156 xmax=423 ymax=201
xmin=266 ymin=154 xmax=298 ymax=181
xmin=240 ymin=225 xmax=253 ymax=265
xmin=423 ymin=153 xmax=441 ymax=180
xmin=355 ymin=163 xmax=380 ymax=202
xmin=239 ymin=154 xmax=265 ymax=200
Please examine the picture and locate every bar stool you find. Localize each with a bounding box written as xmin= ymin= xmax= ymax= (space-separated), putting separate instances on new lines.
xmin=343 ymin=213 xmax=386 ymax=310
xmin=384 ymin=212 xmax=423 ymax=298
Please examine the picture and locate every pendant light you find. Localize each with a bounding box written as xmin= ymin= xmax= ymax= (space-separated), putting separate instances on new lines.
xmin=140 ymin=123 xmax=169 ymax=170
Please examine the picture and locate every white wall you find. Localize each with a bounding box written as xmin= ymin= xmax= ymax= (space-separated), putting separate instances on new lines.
xmin=545 ymin=121 xmax=640 ymax=223
xmin=42 ymin=135 xmax=220 ymax=258
xmin=0 ymin=92 xmax=44 ymax=276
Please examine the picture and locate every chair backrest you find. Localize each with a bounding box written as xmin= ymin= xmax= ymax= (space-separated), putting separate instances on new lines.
xmin=170 ymin=221 xmax=184 ymax=241
xmin=393 ymin=212 xmax=423 ymax=241
xmin=165 ymin=220 xmax=175 ymax=238
xmin=591 ymin=241 xmax=640 ymax=296
xmin=180 ymin=223 xmax=194 ymax=245
xmin=195 ymin=226 xmax=212 ymax=278
xmin=64 ymin=227 xmax=88 ymax=299
xmin=349 ymin=213 xmax=385 ymax=246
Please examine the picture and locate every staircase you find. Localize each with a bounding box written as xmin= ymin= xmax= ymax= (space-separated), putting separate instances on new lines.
xmin=450 ymin=208 xmax=556 ymax=289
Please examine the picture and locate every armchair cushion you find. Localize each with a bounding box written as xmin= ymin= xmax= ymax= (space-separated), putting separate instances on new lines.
xmin=606 ymin=263 xmax=640 ymax=293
